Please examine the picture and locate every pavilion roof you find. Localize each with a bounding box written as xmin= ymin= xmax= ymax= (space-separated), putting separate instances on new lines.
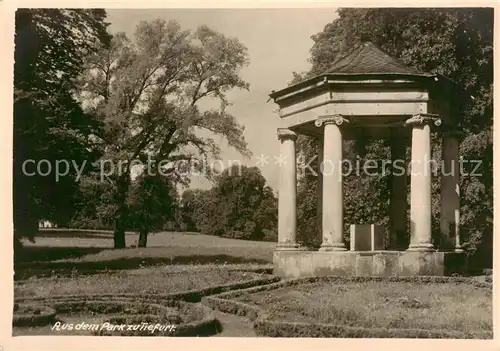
xmin=269 ymin=41 xmax=462 ymax=101
xmin=326 ymin=42 xmax=430 ymax=76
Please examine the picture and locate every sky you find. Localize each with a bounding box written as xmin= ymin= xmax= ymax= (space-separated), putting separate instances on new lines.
xmin=106 ymin=9 xmax=337 ymax=190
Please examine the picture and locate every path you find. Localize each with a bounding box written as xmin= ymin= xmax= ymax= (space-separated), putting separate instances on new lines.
xmin=213 ymin=311 xmax=257 ymax=337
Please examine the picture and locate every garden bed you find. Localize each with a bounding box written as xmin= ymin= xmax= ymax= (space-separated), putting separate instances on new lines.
xmin=203 ymin=276 xmax=492 ymax=339
xmin=13 ymin=304 xmax=56 ymax=327
xmin=15 ymin=265 xmax=273 ymax=298
xmin=13 ymin=267 xmax=280 ymax=336
xmin=13 ymin=298 xmax=219 ymax=336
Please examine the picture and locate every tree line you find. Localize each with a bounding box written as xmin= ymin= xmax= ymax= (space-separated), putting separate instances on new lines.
xmin=69 ymin=164 xmax=277 ymax=247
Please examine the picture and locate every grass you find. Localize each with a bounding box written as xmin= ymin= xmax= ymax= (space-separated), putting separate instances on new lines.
xmin=14 ymin=229 xmax=493 ymax=338
xmin=15 ymin=230 xmax=275 ymax=280
xmin=13 ymin=256 xmax=268 ymax=336
xmin=15 ymin=265 xmax=266 ymax=298
xmin=23 ymin=229 xmax=275 ymax=251
xmin=235 ymin=280 xmax=492 ymax=334
xmin=14 ymin=229 xmax=274 ymax=337
xmin=16 ymin=231 xmax=274 ymax=273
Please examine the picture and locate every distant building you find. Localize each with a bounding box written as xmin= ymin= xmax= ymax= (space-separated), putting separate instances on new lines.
xmin=38 ymin=220 xmax=57 ymax=228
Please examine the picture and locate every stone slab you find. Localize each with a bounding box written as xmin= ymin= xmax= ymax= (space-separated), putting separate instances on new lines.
xmin=350 ymin=224 xmax=385 ymax=251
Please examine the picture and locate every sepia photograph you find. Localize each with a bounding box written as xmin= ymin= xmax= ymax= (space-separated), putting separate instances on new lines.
xmin=10 ymin=4 xmax=494 ymax=342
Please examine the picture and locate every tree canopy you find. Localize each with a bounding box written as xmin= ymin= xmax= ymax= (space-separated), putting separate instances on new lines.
xmin=14 ymin=9 xmax=111 ymax=245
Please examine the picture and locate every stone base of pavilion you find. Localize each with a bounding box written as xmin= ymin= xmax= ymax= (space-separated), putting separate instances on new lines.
xmin=273 ymin=250 xmax=466 ymax=279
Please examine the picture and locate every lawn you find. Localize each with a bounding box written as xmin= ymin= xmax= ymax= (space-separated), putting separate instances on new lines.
xmin=15 ymin=265 xmax=267 ymax=298
xmin=14 ymin=229 xmax=493 ymax=338
xmin=14 ymin=230 xmax=275 ymax=337
xmin=15 ymin=230 xmax=275 ymax=279
xmin=24 ymin=229 xmax=276 ymax=251
xmin=235 ymin=279 xmax=492 ymax=334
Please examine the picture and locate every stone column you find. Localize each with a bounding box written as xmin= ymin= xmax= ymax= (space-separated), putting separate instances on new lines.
xmin=440 ymin=130 xmax=463 ymax=252
xmin=389 ymin=134 xmax=408 ymax=250
xmin=405 ymin=114 xmax=441 ymax=252
xmin=276 ymin=128 xmax=298 ymax=250
xmin=315 ymin=115 xmax=348 ymax=251
xmin=316 ymin=137 xmax=324 ymax=248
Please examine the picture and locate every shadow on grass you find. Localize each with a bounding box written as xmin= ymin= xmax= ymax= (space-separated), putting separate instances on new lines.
xmin=36 ymin=232 xmax=114 ymax=239
xmin=15 ymin=246 xmax=107 ymax=263
xmin=37 ymin=229 xmax=140 ymax=239
xmin=15 ymin=254 xmax=270 ymax=280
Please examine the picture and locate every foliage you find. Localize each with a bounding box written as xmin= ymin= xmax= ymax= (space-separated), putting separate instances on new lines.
xmin=179 ymin=189 xmax=204 ymax=231
xmin=69 ymin=174 xmax=117 ymax=230
xmin=128 ymin=174 xmax=178 ymax=247
xmin=293 ymin=8 xmax=493 ymax=266
xmin=13 ymin=9 xmax=111 ymax=244
xmin=181 ymin=165 xmax=278 ymax=241
xmin=295 ymin=136 xmax=391 ymax=247
xmin=76 ymin=19 xmax=251 ymax=248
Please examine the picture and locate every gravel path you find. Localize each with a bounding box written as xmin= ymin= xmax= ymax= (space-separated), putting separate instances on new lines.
xmin=213 ymin=311 xmax=257 ymax=337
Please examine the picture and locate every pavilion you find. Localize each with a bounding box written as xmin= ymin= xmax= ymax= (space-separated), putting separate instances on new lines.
xmin=269 ymin=42 xmax=465 ymax=278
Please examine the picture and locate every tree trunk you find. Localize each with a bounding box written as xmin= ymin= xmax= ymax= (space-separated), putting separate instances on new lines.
xmin=113 ymin=175 xmax=130 ymax=249
xmin=138 ymin=229 xmax=148 ymax=248
xmin=114 ymin=210 xmax=126 ymax=249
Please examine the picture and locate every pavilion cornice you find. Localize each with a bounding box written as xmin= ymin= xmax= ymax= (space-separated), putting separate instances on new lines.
xmin=269 ymin=73 xmax=459 ymax=105
xmin=273 ymin=75 xmax=435 ymax=102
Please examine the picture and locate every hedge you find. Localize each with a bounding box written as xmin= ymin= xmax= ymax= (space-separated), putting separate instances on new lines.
xmin=14 ymin=297 xmax=220 ymax=337
xmin=202 ymin=275 xmax=493 ymax=339
xmin=101 ymin=303 xmax=222 ymax=337
xmin=15 ymin=264 xmax=275 ymax=280
xmin=12 ymin=304 xmax=56 ymax=327
xmin=94 ymin=304 xmax=221 ymax=337
xmin=253 ymin=320 xmax=492 ymax=339
xmin=13 ymin=275 xmax=281 ymax=336
xmin=14 ymin=276 xmax=281 ymax=305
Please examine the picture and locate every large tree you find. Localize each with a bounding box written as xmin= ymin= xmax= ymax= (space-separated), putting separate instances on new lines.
xmin=294 ymin=8 xmax=493 ymax=266
xmin=77 ymin=19 xmax=251 ymax=248
xmin=14 ymin=9 xmax=111 ymax=246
